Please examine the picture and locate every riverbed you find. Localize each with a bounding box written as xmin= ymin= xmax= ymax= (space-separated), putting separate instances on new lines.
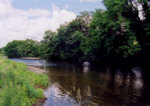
xmin=12 ymin=58 xmax=150 ymax=106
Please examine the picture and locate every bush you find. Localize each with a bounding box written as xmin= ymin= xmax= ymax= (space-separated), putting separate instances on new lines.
xmin=0 ymin=57 xmax=49 ymax=106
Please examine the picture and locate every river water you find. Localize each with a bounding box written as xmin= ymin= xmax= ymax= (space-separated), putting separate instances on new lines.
xmin=12 ymin=59 xmax=150 ymax=106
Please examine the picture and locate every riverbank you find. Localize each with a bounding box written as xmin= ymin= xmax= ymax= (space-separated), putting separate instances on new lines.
xmin=27 ymin=66 xmax=46 ymax=74
xmin=0 ymin=57 xmax=49 ymax=106
xmin=21 ymin=57 xmax=41 ymax=60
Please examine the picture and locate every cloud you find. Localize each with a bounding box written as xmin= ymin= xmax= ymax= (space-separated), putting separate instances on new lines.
xmin=64 ymin=4 xmax=69 ymax=9
xmin=79 ymin=0 xmax=102 ymax=2
xmin=0 ymin=0 xmax=76 ymax=47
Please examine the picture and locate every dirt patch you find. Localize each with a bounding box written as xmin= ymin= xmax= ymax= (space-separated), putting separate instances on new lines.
xmin=27 ymin=66 xmax=46 ymax=74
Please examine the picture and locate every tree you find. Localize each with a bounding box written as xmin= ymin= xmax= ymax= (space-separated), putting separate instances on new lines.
xmin=4 ymin=39 xmax=40 ymax=58
xmin=41 ymin=12 xmax=91 ymax=61
xmin=5 ymin=40 xmax=22 ymax=58
xmin=40 ymin=0 xmax=149 ymax=61
xmin=87 ymin=1 xmax=141 ymax=59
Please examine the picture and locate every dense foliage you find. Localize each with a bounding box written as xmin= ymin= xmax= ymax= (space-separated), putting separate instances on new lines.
xmin=4 ymin=39 xmax=40 ymax=58
xmin=0 ymin=57 xmax=49 ymax=106
xmin=40 ymin=0 xmax=150 ymax=62
xmin=40 ymin=16 xmax=90 ymax=61
xmin=4 ymin=0 xmax=150 ymax=62
xmin=0 ymin=48 xmax=5 ymax=56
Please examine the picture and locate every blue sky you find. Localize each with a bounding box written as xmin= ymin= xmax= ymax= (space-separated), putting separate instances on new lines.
xmin=12 ymin=0 xmax=105 ymax=14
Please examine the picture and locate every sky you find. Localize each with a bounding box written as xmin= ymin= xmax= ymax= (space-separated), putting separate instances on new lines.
xmin=0 ymin=0 xmax=105 ymax=47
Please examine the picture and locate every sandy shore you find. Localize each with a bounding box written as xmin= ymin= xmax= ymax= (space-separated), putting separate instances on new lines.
xmin=27 ymin=66 xmax=46 ymax=74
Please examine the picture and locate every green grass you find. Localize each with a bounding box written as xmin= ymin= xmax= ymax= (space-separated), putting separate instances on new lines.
xmin=0 ymin=57 xmax=49 ymax=106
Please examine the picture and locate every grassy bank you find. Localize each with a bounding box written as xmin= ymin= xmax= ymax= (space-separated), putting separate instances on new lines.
xmin=0 ymin=57 xmax=49 ymax=106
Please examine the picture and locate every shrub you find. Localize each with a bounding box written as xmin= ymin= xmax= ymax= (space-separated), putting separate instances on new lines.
xmin=0 ymin=57 xmax=49 ymax=106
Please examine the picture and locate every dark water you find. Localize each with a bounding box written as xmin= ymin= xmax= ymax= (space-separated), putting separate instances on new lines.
xmin=12 ymin=59 xmax=150 ymax=106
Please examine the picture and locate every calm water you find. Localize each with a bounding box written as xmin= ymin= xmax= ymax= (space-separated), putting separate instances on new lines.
xmin=12 ymin=59 xmax=150 ymax=106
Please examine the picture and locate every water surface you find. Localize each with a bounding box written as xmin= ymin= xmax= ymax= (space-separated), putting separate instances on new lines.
xmin=12 ymin=59 xmax=150 ymax=106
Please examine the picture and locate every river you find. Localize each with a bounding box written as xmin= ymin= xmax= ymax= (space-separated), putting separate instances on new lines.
xmin=12 ymin=58 xmax=150 ymax=106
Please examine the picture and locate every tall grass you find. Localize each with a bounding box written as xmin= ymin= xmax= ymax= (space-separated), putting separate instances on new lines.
xmin=0 ymin=57 xmax=49 ymax=106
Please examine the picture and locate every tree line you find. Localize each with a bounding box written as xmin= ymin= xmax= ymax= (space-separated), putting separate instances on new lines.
xmin=3 ymin=0 xmax=150 ymax=62
xmin=4 ymin=39 xmax=40 ymax=58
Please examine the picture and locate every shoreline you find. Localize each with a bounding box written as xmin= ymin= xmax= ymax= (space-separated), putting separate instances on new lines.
xmin=0 ymin=57 xmax=49 ymax=106
xmin=27 ymin=65 xmax=48 ymax=106
xmin=21 ymin=57 xmax=41 ymax=60
xmin=27 ymin=66 xmax=46 ymax=74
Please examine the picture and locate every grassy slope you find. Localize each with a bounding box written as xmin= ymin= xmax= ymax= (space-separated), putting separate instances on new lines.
xmin=0 ymin=57 xmax=49 ymax=106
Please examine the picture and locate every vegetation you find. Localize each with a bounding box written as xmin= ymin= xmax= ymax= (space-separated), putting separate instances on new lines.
xmin=0 ymin=57 xmax=49 ymax=106
xmin=4 ymin=39 xmax=40 ymax=58
xmin=4 ymin=0 xmax=150 ymax=62
xmin=40 ymin=0 xmax=150 ymax=62
xmin=3 ymin=0 xmax=150 ymax=105
xmin=0 ymin=48 xmax=5 ymax=56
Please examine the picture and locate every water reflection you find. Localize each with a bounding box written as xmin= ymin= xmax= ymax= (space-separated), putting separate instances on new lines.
xmin=10 ymin=59 xmax=150 ymax=106
xmin=43 ymin=63 xmax=150 ymax=106
xmin=11 ymin=58 xmax=57 ymax=66
xmin=44 ymin=83 xmax=78 ymax=106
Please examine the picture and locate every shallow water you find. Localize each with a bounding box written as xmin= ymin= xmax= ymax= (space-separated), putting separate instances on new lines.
xmin=12 ymin=59 xmax=150 ymax=106
xmin=11 ymin=58 xmax=57 ymax=67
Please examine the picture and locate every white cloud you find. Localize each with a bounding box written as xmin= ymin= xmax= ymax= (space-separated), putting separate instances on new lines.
xmin=0 ymin=0 xmax=76 ymax=47
xmin=79 ymin=0 xmax=102 ymax=2
xmin=64 ymin=4 xmax=69 ymax=9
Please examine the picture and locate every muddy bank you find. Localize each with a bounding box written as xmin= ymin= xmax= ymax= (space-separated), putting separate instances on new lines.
xmin=33 ymin=98 xmax=47 ymax=106
xmin=27 ymin=66 xmax=46 ymax=74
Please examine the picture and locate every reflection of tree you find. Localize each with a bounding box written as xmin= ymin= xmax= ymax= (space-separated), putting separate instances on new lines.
xmin=44 ymin=63 xmax=146 ymax=105
xmin=139 ymin=64 xmax=150 ymax=105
